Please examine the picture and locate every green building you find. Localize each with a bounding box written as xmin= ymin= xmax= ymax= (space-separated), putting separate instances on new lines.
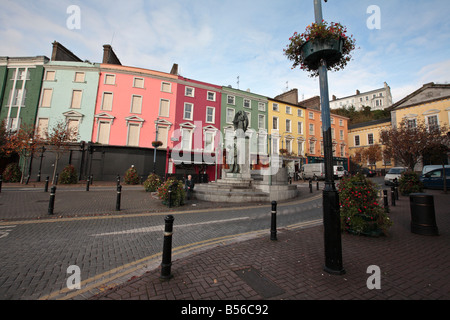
xmin=0 ymin=56 xmax=49 ymax=132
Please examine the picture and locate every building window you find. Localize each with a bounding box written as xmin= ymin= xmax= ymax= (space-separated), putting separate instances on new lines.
xmin=227 ymin=95 xmax=235 ymax=105
xmin=161 ymin=82 xmax=171 ymax=93
xmin=67 ymin=119 xmax=79 ymax=140
xmin=272 ymin=116 xmax=279 ymax=130
xmin=131 ymin=95 xmax=143 ymax=114
xmin=245 ymin=111 xmax=251 ymax=127
xmin=331 ymin=128 xmax=335 ymax=139
xmin=340 ymin=130 xmax=344 ymax=140
xmin=309 ymin=141 xmax=315 ymax=154
xmin=74 ymin=72 xmax=85 ymax=83
xmin=45 ymin=71 xmax=56 ymax=81
xmin=339 ymin=119 xmax=343 ymax=126
xmin=272 ymin=138 xmax=279 ymax=155
xmin=297 ymin=141 xmax=303 ymax=156
xmin=407 ymin=118 xmax=417 ymax=129
xmin=127 ymin=123 xmax=140 ymax=146
xmin=37 ymin=118 xmax=49 ymax=140
xmin=70 ymin=90 xmax=82 ymax=109
xmin=206 ymin=107 xmax=215 ymax=123
xmin=368 ymin=133 xmax=374 ymax=145
xmin=355 ymin=135 xmax=360 ymax=146
xmin=285 ymin=139 xmax=292 ymax=153
xmin=181 ymin=129 xmax=193 ymax=150
xmin=297 ymin=121 xmax=303 ymax=134
xmin=272 ymin=103 xmax=279 ymax=112
xmin=159 ymin=99 xmax=170 ymax=117
xmin=226 ymin=108 xmax=235 ymax=123
xmin=309 ymin=123 xmax=314 ymax=135
xmin=157 ymin=126 xmax=169 ymax=148
xmin=286 ymin=106 xmax=292 ymax=114
xmin=204 ymin=131 xmax=215 ymax=152
xmin=258 ymin=102 xmax=266 ymax=111
xmin=309 ymin=112 xmax=314 ymax=119
xmin=101 ymin=92 xmax=113 ymax=111
xmin=258 ymin=134 xmax=267 ymax=154
xmin=243 ymin=98 xmax=251 ymax=109
xmin=41 ymin=88 xmax=53 ymax=108
xmin=426 ymin=115 xmax=439 ymax=131
xmin=258 ymin=114 xmax=265 ymax=129
xmin=183 ymin=103 xmax=193 ymax=120
xmin=11 ymin=88 xmax=26 ymax=106
xmin=133 ymin=77 xmax=144 ymax=88
xmin=185 ymin=87 xmax=195 ymax=97
xmin=97 ymin=121 xmax=111 ymax=144
xmin=297 ymin=109 xmax=303 ymax=117
xmin=340 ymin=145 xmax=345 ymax=157
xmin=207 ymin=91 xmax=216 ymax=101
xmin=104 ymin=74 xmax=115 ymax=85
xmin=286 ymin=119 xmax=291 ymax=132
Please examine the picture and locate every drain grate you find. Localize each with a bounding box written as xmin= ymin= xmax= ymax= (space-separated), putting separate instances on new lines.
xmin=235 ymin=267 xmax=285 ymax=299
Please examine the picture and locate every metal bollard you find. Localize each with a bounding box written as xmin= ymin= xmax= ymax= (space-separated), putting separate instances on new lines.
xmin=44 ymin=176 xmax=49 ymax=192
xmin=391 ymin=187 xmax=396 ymax=206
xmin=116 ymin=174 xmax=120 ymax=186
xmin=116 ymin=185 xmax=122 ymax=211
xmin=309 ymin=179 xmax=312 ymax=193
xmin=383 ymin=189 xmax=389 ymax=212
xmin=395 ymin=186 xmax=399 ymax=200
xmin=317 ymin=181 xmax=319 ymax=190
xmin=160 ymin=215 xmax=175 ymax=280
xmin=86 ymin=177 xmax=90 ymax=191
xmin=48 ymin=186 xmax=56 ymax=215
xmin=270 ymin=201 xmax=277 ymax=241
xmin=90 ymin=175 xmax=93 ymax=185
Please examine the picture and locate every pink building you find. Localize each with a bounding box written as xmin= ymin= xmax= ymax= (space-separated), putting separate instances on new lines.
xmin=92 ymin=64 xmax=178 ymax=150
xmin=169 ymin=76 xmax=222 ymax=181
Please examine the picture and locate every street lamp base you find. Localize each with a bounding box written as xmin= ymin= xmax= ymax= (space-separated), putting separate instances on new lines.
xmin=323 ymin=265 xmax=346 ymax=275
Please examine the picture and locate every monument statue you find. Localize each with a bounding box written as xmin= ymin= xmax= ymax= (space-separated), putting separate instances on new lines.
xmin=225 ymin=111 xmax=249 ymax=174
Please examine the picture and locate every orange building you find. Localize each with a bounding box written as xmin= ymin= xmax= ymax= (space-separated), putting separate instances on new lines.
xmin=301 ymin=96 xmax=350 ymax=170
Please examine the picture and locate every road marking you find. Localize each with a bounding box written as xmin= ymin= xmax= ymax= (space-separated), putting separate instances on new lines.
xmin=0 ymin=225 xmax=16 ymax=239
xmin=90 ymin=217 xmax=251 ymax=237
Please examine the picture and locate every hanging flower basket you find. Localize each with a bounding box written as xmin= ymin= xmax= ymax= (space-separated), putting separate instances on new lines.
xmin=284 ymin=21 xmax=356 ymax=77
xmin=152 ymin=141 xmax=163 ymax=148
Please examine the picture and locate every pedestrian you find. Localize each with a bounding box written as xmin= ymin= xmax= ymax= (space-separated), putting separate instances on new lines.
xmin=185 ymin=175 xmax=195 ymax=200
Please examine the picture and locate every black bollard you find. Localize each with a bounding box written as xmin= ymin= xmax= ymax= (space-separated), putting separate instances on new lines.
xmin=383 ymin=189 xmax=389 ymax=212
xmin=160 ymin=215 xmax=175 ymax=280
xmin=0 ymin=174 xmax=2 ymax=193
xmin=86 ymin=177 xmax=90 ymax=191
xmin=395 ymin=186 xmax=399 ymax=200
xmin=90 ymin=175 xmax=93 ymax=185
xmin=317 ymin=181 xmax=319 ymax=190
xmin=54 ymin=174 xmax=58 ymax=186
xmin=270 ymin=201 xmax=277 ymax=241
xmin=44 ymin=176 xmax=49 ymax=192
xmin=391 ymin=187 xmax=396 ymax=206
xmin=116 ymin=174 xmax=120 ymax=186
xmin=309 ymin=179 xmax=312 ymax=193
xmin=48 ymin=186 xmax=56 ymax=215
xmin=116 ymin=185 xmax=122 ymax=211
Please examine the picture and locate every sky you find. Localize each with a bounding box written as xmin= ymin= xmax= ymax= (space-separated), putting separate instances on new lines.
xmin=1 ymin=0 xmax=449 ymax=104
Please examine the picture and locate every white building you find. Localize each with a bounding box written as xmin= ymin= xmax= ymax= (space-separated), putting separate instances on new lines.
xmin=330 ymin=82 xmax=392 ymax=111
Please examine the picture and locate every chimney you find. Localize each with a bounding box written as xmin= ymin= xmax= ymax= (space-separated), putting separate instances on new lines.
xmin=170 ymin=63 xmax=178 ymax=75
xmin=356 ymin=89 xmax=360 ymax=95
xmin=51 ymin=41 xmax=82 ymax=62
xmin=332 ymin=95 xmax=336 ymax=101
xmin=102 ymin=44 xmax=121 ymax=65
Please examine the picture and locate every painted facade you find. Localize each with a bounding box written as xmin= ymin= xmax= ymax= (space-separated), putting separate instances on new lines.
xmin=268 ymin=98 xmax=307 ymax=174
xmin=0 ymin=56 xmax=48 ymax=132
xmin=35 ymin=61 xmax=100 ymax=142
xmin=220 ymin=87 xmax=268 ymax=169
xmin=91 ymin=64 xmax=178 ymax=150
xmin=169 ymin=76 xmax=222 ymax=180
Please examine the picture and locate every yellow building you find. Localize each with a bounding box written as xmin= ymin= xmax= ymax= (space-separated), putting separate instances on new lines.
xmin=348 ymin=118 xmax=392 ymax=173
xmin=268 ymin=90 xmax=307 ymax=175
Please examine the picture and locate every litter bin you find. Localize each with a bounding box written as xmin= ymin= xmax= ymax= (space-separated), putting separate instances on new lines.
xmin=409 ymin=193 xmax=439 ymax=236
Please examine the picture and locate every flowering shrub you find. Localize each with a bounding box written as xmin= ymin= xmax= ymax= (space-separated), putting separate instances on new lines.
xmin=398 ymin=171 xmax=423 ymax=195
xmin=124 ymin=166 xmax=140 ymax=185
xmin=2 ymin=162 xmax=22 ymax=182
xmin=143 ymin=173 xmax=162 ymax=192
xmin=338 ymin=173 xmax=392 ymax=236
xmin=157 ymin=178 xmax=185 ymax=207
xmin=284 ymin=21 xmax=356 ymax=77
xmin=58 ymin=164 xmax=78 ymax=184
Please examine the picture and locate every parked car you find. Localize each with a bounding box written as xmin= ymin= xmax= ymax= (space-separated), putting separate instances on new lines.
xmin=420 ymin=168 xmax=450 ymax=189
xmin=358 ymin=167 xmax=376 ymax=177
xmin=422 ymin=165 xmax=450 ymax=175
xmin=333 ymin=166 xmax=345 ymax=179
xmin=384 ymin=167 xmax=406 ymax=185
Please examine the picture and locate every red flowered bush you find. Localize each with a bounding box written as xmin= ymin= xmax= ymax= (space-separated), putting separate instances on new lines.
xmin=338 ymin=173 xmax=392 ymax=236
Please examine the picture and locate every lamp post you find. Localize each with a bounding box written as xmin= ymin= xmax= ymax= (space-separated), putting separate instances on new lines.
xmin=153 ymin=118 xmax=159 ymax=174
xmin=314 ymin=0 xmax=345 ymax=275
xmin=37 ymin=145 xmax=46 ymax=182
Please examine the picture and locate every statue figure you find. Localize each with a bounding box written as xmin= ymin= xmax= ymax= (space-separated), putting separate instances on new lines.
xmin=233 ymin=110 xmax=249 ymax=133
xmin=224 ymin=111 xmax=249 ymax=174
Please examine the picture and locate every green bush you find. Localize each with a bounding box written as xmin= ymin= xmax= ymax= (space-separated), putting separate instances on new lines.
xmin=143 ymin=173 xmax=162 ymax=192
xmin=58 ymin=165 xmax=78 ymax=184
xmin=124 ymin=166 xmax=140 ymax=185
xmin=2 ymin=163 xmax=22 ymax=182
xmin=157 ymin=178 xmax=185 ymax=207
xmin=338 ymin=173 xmax=392 ymax=236
xmin=398 ymin=171 xmax=423 ymax=195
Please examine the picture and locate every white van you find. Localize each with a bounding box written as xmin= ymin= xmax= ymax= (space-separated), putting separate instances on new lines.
xmin=301 ymin=163 xmax=344 ymax=180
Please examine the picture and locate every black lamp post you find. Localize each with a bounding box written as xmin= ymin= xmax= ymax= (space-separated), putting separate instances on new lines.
xmin=313 ymin=0 xmax=345 ymax=275
xmin=37 ymin=145 xmax=46 ymax=182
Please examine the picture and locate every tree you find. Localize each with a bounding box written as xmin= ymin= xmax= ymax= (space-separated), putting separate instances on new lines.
xmin=380 ymin=119 xmax=449 ymax=171
xmin=44 ymin=120 xmax=79 ymax=184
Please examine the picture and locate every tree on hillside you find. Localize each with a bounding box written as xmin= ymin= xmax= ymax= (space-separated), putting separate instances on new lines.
xmin=380 ymin=119 xmax=449 ymax=171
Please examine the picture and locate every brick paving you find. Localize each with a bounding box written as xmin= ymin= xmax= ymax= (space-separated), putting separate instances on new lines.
xmin=90 ymin=189 xmax=450 ymax=301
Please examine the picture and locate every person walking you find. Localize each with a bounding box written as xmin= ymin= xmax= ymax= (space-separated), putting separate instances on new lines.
xmin=185 ymin=175 xmax=195 ymax=200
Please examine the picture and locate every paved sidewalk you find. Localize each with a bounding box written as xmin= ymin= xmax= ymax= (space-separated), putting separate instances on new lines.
xmin=90 ymin=189 xmax=450 ymax=301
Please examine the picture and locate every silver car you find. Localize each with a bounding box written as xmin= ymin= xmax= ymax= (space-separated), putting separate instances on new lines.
xmin=384 ymin=167 xmax=406 ymax=185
